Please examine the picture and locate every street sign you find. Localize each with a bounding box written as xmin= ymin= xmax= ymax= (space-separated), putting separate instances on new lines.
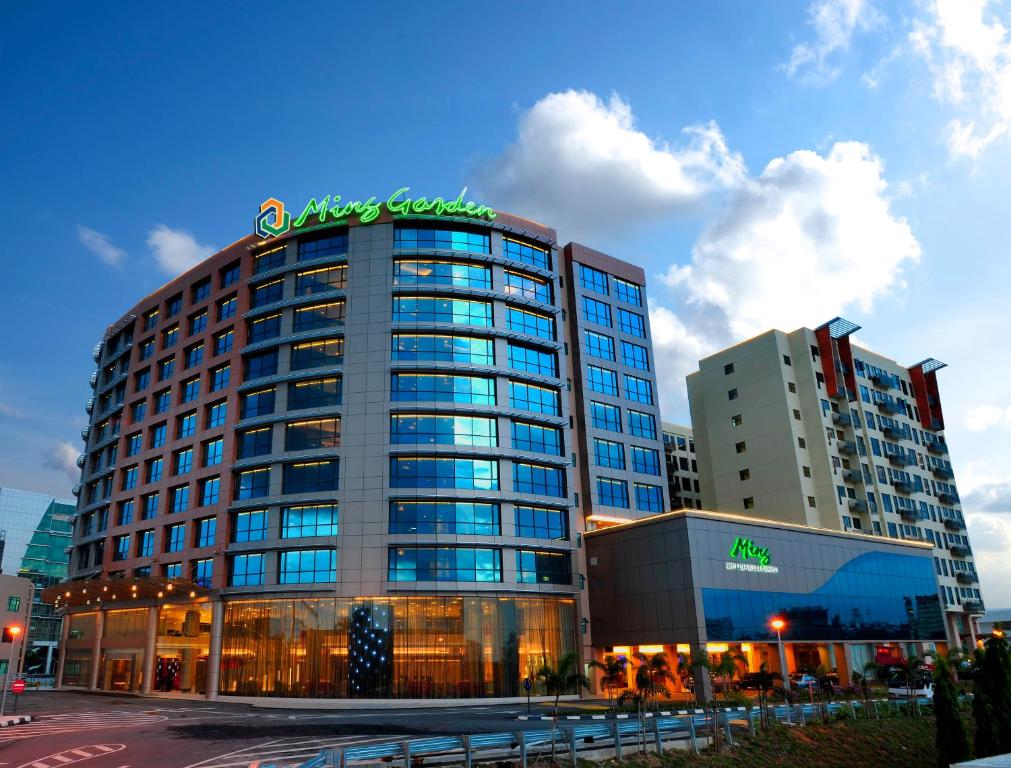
xmin=11 ymin=680 xmax=25 ymax=695
xmin=523 ymin=677 xmax=532 ymax=692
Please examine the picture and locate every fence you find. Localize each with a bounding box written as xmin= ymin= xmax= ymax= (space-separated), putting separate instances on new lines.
xmin=250 ymin=697 xmax=932 ymax=768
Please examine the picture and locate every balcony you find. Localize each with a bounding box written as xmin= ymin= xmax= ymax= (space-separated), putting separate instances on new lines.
xmin=949 ymin=544 xmax=970 ymax=558
xmin=870 ymin=371 xmax=896 ymax=389
xmin=926 ymin=441 xmax=948 ymax=455
xmin=889 ymin=452 xmax=916 ymax=467
xmin=847 ymin=498 xmax=868 ymax=513
xmin=956 ymin=572 xmax=977 ymax=585
xmin=832 ymin=413 xmax=852 ymax=427
xmin=92 ymin=342 xmax=103 ymax=362
xmin=893 ymin=479 xmax=913 ymax=494
xmin=838 ymin=440 xmax=857 ymax=455
xmin=963 ymin=599 xmax=984 ymax=614
xmin=932 ymin=466 xmax=954 ymax=480
xmin=900 ymin=508 xmax=919 ymax=522
xmin=842 ymin=469 xmax=862 ymax=483
xmin=944 ymin=518 xmax=965 ymax=531
xmin=76 ymin=453 xmax=86 ymax=468
xmin=876 ymin=400 xmax=905 ymax=415
xmin=80 ymin=425 xmax=90 ymax=441
xmin=89 ymin=371 xmax=98 ymax=388
xmin=938 ymin=491 xmax=960 ymax=505
xmin=881 ymin=424 xmax=902 ymax=439
xmin=71 ymin=483 xmax=82 ymax=497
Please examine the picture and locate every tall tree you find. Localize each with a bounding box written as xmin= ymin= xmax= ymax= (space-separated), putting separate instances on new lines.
xmin=933 ymin=656 xmax=970 ymax=768
xmin=588 ymin=654 xmax=626 ymax=710
xmin=633 ymin=651 xmax=676 ymax=710
xmin=972 ymin=630 xmax=1011 ymax=758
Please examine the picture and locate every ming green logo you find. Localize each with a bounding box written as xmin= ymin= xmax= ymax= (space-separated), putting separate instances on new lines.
xmin=729 ymin=536 xmax=771 ymax=566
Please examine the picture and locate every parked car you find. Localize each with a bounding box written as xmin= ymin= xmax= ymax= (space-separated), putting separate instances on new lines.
xmin=887 ymin=675 xmax=934 ymax=700
xmin=738 ymin=672 xmax=766 ymax=690
xmin=711 ymin=673 xmax=741 ymax=691
xmin=792 ymin=674 xmax=819 ymax=690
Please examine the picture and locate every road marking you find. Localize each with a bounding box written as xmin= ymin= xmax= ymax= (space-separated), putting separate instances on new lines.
xmin=0 ymin=713 xmax=166 ymax=744
xmin=15 ymin=744 xmax=125 ymax=768
xmin=184 ymin=735 xmax=387 ymax=768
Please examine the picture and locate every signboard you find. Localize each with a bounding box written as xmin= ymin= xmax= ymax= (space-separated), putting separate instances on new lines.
xmin=255 ymin=187 xmax=496 ymax=239
xmin=726 ymin=535 xmax=779 ymax=574
xmin=11 ymin=679 xmax=25 ymax=694
xmin=522 ymin=677 xmax=532 ymax=692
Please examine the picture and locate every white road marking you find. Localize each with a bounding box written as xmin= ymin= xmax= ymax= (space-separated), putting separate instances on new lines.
xmin=183 ymin=735 xmax=386 ymax=768
xmin=15 ymin=744 xmax=125 ymax=768
xmin=0 ymin=713 xmax=166 ymax=744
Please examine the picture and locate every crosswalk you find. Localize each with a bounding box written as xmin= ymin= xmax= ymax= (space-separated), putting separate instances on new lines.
xmin=181 ymin=735 xmax=385 ymax=768
xmin=13 ymin=742 xmax=125 ymax=768
xmin=0 ymin=711 xmax=166 ymax=744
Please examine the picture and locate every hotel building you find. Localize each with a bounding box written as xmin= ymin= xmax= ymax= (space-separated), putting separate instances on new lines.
xmin=661 ymin=423 xmax=702 ymax=510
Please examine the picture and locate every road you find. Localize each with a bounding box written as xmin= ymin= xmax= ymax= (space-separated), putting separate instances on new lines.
xmin=0 ymin=692 xmax=572 ymax=768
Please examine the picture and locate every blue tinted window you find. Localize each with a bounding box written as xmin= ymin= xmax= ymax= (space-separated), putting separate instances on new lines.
xmin=509 ymin=381 xmax=560 ymax=415
xmin=504 ymin=238 xmax=550 ymax=270
xmin=631 ymin=446 xmax=661 ymax=475
xmin=515 ymin=506 xmax=569 ymax=540
xmin=294 ymin=301 xmax=346 ymax=331
xmin=591 ymin=401 xmax=622 ymax=432
xmin=298 ymin=233 xmax=348 ymax=262
xmin=624 ymin=374 xmax=654 ymax=404
xmin=508 ymin=343 xmax=557 ymax=377
xmin=390 ymin=501 xmax=500 ymax=536
xmin=579 ymin=265 xmax=608 ymax=295
xmin=230 ymin=553 xmax=264 ymax=586
xmin=504 ymin=270 xmax=552 ymax=303
xmin=280 ymin=548 xmax=337 ymax=583
xmin=512 ymin=462 xmax=565 ymax=498
xmin=288 ymin=377 xmax=341 ymax=410
xmin=234 ymin=468 xmax=270 ymax=500
xmin=393 ymin=296 xmax=491 ymax=326
xmin=282 ymin=504 xmax=339 ymax=538
xmin=628 ymin=410 xmax=656 ymax=439
xmin=391 ymin=414 xmax=497 ymax=447
xmin=618 ymin=308 xmax=645 ymax=338
xmin=393 ymin=334 xmax=493 ymax=365
xmin=582 ymin=297 xmax=612 ymax=327
xmin=594 ymin=438 xmax=625 ymax=469
xmin=507 ymin=307 xmax=555 ymax=340
xmin=585 ymin=330 xmax=615 ymax=361
xmin=392 ymin=373 xmax=496 ymax=404
xmin=614 ymin=278 xmax=642 ymax=306
xmin=283 ymin=460 xmax=339 ymax=494
xmin=511 ymin=421 xmax=562 ymax=455
xmin=390 ymin=457 xmax=499 ymax=490
xmin=244 ymin=349 xmax=278 ymax=381
xmin=621 ymin=341 xmax=650 ymax=370
xmin=587 ymin=365 xmax=618 ymax=396
xmin=388 ymin=547 xmax=502 ymax=582
xmin=517 ymin=550 xmax=571 ymax=584
xmin=394 ymin=259 xmax=490 ymax=289
xmin=233 ymin=509 xmax=267 ymax=542
xmin=634 ymin=482 xmax=663 ymax=511
xmin=395 ymin=228 xmax=490 ymax=254
xmin=597 ymin=477 xmax=629 ymax=508
xmin=253 ymin=246 xmax=286 ymax=274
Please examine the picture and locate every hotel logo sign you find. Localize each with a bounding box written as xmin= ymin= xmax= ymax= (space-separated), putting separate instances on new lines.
xmin=254 ymin=187 xmax=496 ymax=239
xmin=726 ymin=535 xmax=779 ymax=574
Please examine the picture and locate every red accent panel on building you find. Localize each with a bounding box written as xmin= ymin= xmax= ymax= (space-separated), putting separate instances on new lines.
xmin=837 ymin=335 xmax=857 ymax=403
xmin=908 ymin=365 xmax=944 ymax=430
xmin=815 ymin=326 xmax=841 ymax=398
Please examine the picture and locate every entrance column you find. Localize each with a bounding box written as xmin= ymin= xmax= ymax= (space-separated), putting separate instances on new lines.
xmin=967 ymin=613 xmax=978 ymax=648
xmin=88 ymin=610 xmax=104 ymax=690
xmin=204 ymin=600 xmax=224 ymax=700
xmin=141 ymin=606 xmax=158 ymax=695
xmin=689 ymin=643 xmax=714 ymax=703
xmin=54 ymin=616 xmax=70 ymax=687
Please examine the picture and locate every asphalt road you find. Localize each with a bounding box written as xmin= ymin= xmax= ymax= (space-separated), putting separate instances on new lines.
xmin=0 ymin=691 xmax=569 ymax=768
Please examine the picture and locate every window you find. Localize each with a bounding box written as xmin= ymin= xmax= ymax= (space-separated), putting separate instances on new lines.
xmin=196 ymin=517 xmax=217 ymax=547
xmin=253 ymin=246 xmax=286 ymax=274
xmin=230 ymin=553 xmax=264 ymax=586
xmin=587 ymin=365 xmax=618 ymax=395
xmin=250 ymin=279 xmax=284 ymax=308
xmin=579 ymin=264 xmax=609 ymax=294
xmin=193 ymin=558 xmax=213 ymax=587
xmin=731 ymin=414 xmax=743 ymax=427
xmin=280 ymin=549 xmax=337 ymax=583
xmin=618 ymin=308 xmax=645 ymax=337
xmin=803 ymin=466 xmax=812 ymax=477
xmin=199 ymin=476 xmax=220 ymax=506
xmin=210 ymin=364 xmax=230 ymax=392
xmin=295 ymin=265 xmax=347 ymax=295
xmin=173 ymin=447 xmax=193 ymax=475
xmin=744 ymin=497 xmax=755 ymax=510
xmin=283 ymin=460 xmax=339 ymax=494
xmin=388 ymin=547 xmax=502 ymax=582
xmin=135 ymin=368 xmax=150 ymax=392
xmin=509 ymin=381 xmax=560 ymax=415
xmin=623 ymin=374 xmax=654 ymax=405
xmin=162 ymin=325 xmax=179 ymax=349
xmin=793 ymin=408 xmax=801 ymax=421
xmin=234 ymin=467 xmax=270 ymax=500
xmin=206 ymin=400 xmax=227 ymax=428
xmin=288 ymin=377 xmax=341 ymax=410
xmin=220 ymin=261 xmax=240 ymax=288
xmin=390 ymin=414 xmax=495 ymax=447
xmin=131 ymin=400 xmax=147 ymax=423
xmin=170 ymin=484 xmax=189 ymax=513
xmin=584 ymin=330 xmax=615 ymax=361
xmin=628 ymin=410 xmax=656 ymax=439
xmin=508 ymin=343 xmax=557 ymax=376
xmin=298 ymin=232 xmax=348 ymax=261
xmin=392 ymin=296 xmax=490 ymax=326
xmin=503 ymin=238 xmax=550 ymax=269
xmin=286 ymin=418 xmax=341 ymax=450
xmin=245 ymin=350 xmax=278 ymax=380
xmin=635 ymin=483 xmax=663 ymax=512
xmin=141 ymin=492 xmax=159 ymax=519
xmin=798 ymin=437 xmax=807 ymax=449
xmin=514 ymin=462 xmax=565 ymax=497
xmin=154 ymin=389 xmax=171 ymax=414
xmin=238 ymin=427 xmax=273 ymax=459
xmin=157 ymin=357 xmax=175 ymax=382
xmin=185 ymin=343 xmax=204 ymax=368
xmin=232 ymin=509 xmax=268 ymax=542
xmin=165 ymin=523 xmax=185 ymax=552
xmin=728 ymin=388 xmax=739 ymax=400
xmin=391 ymin=373 xmax=495 ymax=405
xmin=597 ymin=477 xmax=629 ymax=508
xmin=282 ymin=504 xmax=339 ymax=538
xmin=393 ymin=259 xmax=490 ymax=289
xmin=631 ymin=446 xmax=661 ymax=475
xmin=614 ymin=278 xmax=642 ymax=306
xmin=181 ymin=376 xmax=200 ymax=403
xmin=788 ymin=382 xmax=797 ymax=394
xmin=126 ymin=432 xmax=143 ymax=456
xmin=166 ymin=294 xmax=182 ymax=317
xmin=390 ymin=501 xmax=499 ymax=536
xmin=139 ymin=338 xmax=154 ymax=361
xmin=191 ymin=278 xmax=211 ymax=304
xmin=217 ymin=295 xmax=237 ymax=321
xmin=512 ymin=421 xmax=562 ymax=455
xmin=214 ymin=329 xmax=234 ymax=356
xmin=291 ymin=338 xmax=344 ymax=370
xmin=504 ymin=270 xmax=552 ymax=303
xmin=783 ymin=354 xmax=792 ymax=366
xmin=202 ymin=437 xmax=223 ymax=465
xmin=189 ymin=310 xmax=207 ymax=336
xmin=594 ymin=438 xmax=625 ymax=469
xmin=515 ymin=506 xmax=568 ymax=540
xmin=724 ymin=363 xmax=735 ymax=375
xmin=241 ymin=387 xmax=276 ymax=418
xmin=393 ymin=333 xmax=494 ymax=365
xmin=146 ymin=458 xmax=163 ymax=483
xmin=507 ymin=306 xmax=555 ymax=340
xmin=591 ymin=401 xmax=622 ymax=432
xmin=143 ymin=308 xmax=160 ymax=331
xmin=739 ymin=469 xmax=751 ymax=481
xmin=735 ymin=441 xmax=746 ymax=454
xmin=390 ymin=457 xmax=499 ymax=490
xmin=117 ymin=500 xmax=134 ymax=526
xmin=517 ymin=551 xmax=571 ymax=584
xmin=621 ymin=341 xmax=649 ymax=370
xmin=582 ymin=296 xmax=612 ymax=327
xmin=248 ymin=314 xmax=281 ymax=343
xmin=394 ymin=227 xmax=490 ymax=253
xmin=6 ymin=596 xmax=20 ymax=612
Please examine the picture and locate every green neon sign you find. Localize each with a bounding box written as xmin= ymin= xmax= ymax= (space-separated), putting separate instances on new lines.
xmin=729 ymin=536 xmax=771 ymax=566
xmin=254 ymin=187 xmax=496 ymax=239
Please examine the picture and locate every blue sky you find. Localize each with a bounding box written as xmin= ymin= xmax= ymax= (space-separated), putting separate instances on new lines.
xmin=3 ymin=0 xmax=1010 ymax=604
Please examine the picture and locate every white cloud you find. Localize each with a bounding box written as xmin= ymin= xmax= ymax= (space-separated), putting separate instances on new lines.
xmin=966 ymin=405 xmax=1011 ymax=431
xmin=77 ymin=225 xmax=126 ymax=267
xmin=787 ymin=0 xmax=882 ymax=81
xmin=910 ymin=0 xmax=1011 ymax=158
xmin=147 ymin=225 xmax=215 ymax=275
xmin=42 ymin=440 xmax=80 ymax=482
xmin=473 ymin=90 xmax=746 ymax=239
xmin=0 ymin=403 xmax=23 ymax=418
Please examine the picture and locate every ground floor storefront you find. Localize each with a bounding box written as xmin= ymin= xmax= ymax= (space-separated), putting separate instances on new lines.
xmin=55 ymin=593 xmax=578 ymax=700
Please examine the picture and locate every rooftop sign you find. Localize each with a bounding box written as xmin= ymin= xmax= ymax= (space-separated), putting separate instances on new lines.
xmin=255 ymin=187 xmax=496 ymax=239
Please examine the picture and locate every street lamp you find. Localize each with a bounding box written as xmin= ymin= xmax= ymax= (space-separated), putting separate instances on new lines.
xmin=770 ymin=617 xmax=790 ymax=690
xmin=1 ymin=625 xmax=22 ymax=716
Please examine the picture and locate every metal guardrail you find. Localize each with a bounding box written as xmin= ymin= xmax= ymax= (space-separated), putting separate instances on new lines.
xmin=249 ymin=698 xmax=933 ymax=768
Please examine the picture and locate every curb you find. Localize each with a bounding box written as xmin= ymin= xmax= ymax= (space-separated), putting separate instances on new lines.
xmin=0 ymin=715 xmax=32 ymax=727
xmin=518 ymin=708 xmax=746 ymax=721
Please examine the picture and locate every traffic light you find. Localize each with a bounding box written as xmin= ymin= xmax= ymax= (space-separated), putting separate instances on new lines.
xmin=1 ymin=626 xmax=21 ymax=643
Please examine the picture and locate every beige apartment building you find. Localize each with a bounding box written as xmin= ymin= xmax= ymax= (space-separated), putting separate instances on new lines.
xmin=687 ymin=317 xmax=982 ymax=648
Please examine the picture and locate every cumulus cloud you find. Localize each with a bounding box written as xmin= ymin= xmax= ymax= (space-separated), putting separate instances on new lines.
xmin=77 ymin=225 xmax=126 ymax=267
xmin=787 ymin=0 xmax=882 ymax=81
xmin=147 ymin=225 xmax=215 ymax=275
xmin=43 ymin=440 xmax=80 ymax=482
xmin=0 ymin=403 xmax=24 ymax=418
xmin=910 ymin=0 xmax=1011 ymax=158
xmin=473 ymin=90 xmax=746 ymax=239
xmin=966 ymin=405 xmax=1011 ymax=431
xmin=964 ymin=480 xmax=1011 ymax=513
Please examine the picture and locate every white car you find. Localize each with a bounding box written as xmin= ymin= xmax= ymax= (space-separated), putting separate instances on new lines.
xmin=886 ymin=676 xmax=934 ymax=700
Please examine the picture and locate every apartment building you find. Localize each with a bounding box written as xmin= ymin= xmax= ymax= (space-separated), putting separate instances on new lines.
xmin=661 ymin=422 xmax=701 ymax=510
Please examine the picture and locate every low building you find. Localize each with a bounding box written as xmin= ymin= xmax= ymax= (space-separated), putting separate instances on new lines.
xmin=662 ymin=423 xmax=701 ymax=510
xmin=0 ymin=574 xmax=33 ymax=685
xmin=586 ymin=509 xmax=946 ymax=697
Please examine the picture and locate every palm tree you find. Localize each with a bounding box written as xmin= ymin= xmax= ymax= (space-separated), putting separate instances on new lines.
xmin=753 ymin=662 xmax=782 ymax=730
xmin=633 ymin=652 xmax=676 ymax=710
xmin=588 ymin=654 xmax=627 ymax=711
xmin=536 ymin=651 xmax=591 ymax=759
xmin=712 ymin=651 xmax=745 ymax=702
xmin=898 ymin=655 xmax=925 ymax=714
